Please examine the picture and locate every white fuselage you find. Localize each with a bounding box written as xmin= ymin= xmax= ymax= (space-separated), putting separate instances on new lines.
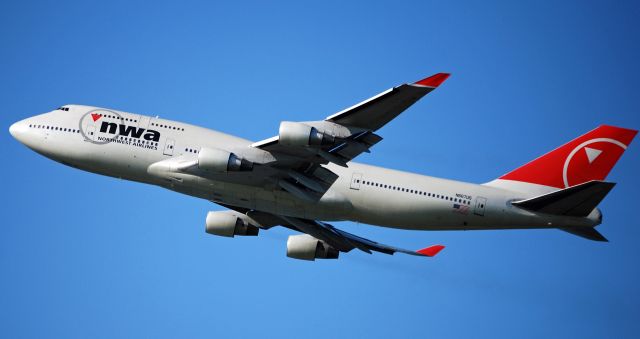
xmin=10 ymin=105 xmax=600 ymax=232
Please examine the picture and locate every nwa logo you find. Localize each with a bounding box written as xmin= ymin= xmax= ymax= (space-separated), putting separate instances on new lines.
xmin=80 ymin=109 xmax=160 ymax=150
xmin=99 ymin=121 xmax=160 ymax=141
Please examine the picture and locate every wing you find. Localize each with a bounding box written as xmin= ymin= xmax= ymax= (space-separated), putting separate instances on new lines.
xmin=253 ymin=73 xmax=450 ymax=166
xmin=325 ymin=72 xmax=451 ymax=130
xmin=246 ymin=211 xmax=444 ymax=259
xmin=250 ymin=73 xmax=450 ymax=200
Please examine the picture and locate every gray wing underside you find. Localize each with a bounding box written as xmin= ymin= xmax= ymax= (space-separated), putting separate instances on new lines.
xmin=244 ymin=211 xmax=444 ymax=257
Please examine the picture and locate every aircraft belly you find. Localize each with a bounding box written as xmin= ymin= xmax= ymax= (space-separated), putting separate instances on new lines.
xmin=349 ymin=192 xmax=594 ymax=231
xmin=352 ymin=199 xmax=471 ymax=230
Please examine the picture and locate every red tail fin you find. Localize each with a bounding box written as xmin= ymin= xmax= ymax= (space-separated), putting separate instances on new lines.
xmin=499 ymin=125 xmax=637 ymax=189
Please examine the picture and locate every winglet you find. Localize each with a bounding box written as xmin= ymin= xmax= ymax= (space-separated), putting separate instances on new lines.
xmin=413 ymin=73 xmax=450 ymax=88
xmin=416 ymin=244 xmax=445 ymax=257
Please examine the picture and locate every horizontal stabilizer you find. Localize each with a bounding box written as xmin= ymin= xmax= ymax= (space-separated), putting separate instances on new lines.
xmin=560 ymin=227 xmax=608 ymax=242
xmin=512 ymin=180 xmax=615 ymax=217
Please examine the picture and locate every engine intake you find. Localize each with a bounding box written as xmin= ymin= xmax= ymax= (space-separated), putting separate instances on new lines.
xmin=205 ymin=211 xmax=260 ymax=237
xmin=286 ymin=234 xmax=339 ymax=261
xmin=279 ymin=121 xmax=335 ymax=147
xmin=198 ymin=148 xmax=253 ymax=172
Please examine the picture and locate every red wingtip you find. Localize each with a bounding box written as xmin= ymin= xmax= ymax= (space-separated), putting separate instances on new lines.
xmin=416 ymin=244 xmax=445 ymax=257
xmin=414 ymin=73 xmax=450 ymax=88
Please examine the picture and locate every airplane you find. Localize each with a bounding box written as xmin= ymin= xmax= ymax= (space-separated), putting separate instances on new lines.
xmin=9 ymin=73 xmax=638 ymax=261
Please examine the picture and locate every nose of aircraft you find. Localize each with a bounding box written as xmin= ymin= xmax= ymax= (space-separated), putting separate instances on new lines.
xmin=9 ymin=119 xmax=29 ymax=143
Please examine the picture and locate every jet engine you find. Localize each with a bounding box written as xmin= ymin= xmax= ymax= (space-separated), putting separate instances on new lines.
xmin=198 ymin=148 xmax=253 ymax=172
xmin=278 ymin=121 xmax=335 ymax=147
xmin=205 ymin=211 xmax=260 ymax=237
xmin=286 ymin=234 xmax=339 ymax=261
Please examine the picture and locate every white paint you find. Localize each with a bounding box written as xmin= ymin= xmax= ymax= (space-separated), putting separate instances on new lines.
xmin=585 ymin=147 xmax=602 ymax=164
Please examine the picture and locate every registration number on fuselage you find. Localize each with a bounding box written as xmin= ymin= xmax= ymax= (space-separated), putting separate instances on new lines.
xmin=456 ymin=193 xmax=472 ymax=200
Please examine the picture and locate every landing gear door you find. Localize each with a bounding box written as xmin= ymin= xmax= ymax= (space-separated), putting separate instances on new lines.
xmin=350 ymin=172 xmax=363 ymax=190
xmin=163 ymin=138 xmax=175 ymax=156
xmin=474 ymin=197 xmax=487 ymax=216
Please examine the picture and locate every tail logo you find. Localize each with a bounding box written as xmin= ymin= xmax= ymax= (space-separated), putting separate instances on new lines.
xmin=498 ymin=125 xmax=636 ymax=189
xmin=562 ymin=138 xmax=627 ymax=188
xmin=584 ymin=147 xmax=602 ymax=163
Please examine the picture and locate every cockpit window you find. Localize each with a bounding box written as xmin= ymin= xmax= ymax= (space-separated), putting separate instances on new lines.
xmin=56 ymin=107 xmax=70 ymax=111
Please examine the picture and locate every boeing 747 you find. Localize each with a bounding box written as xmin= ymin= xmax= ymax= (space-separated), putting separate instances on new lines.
xmin=9 ymin=73 xmax=637 ymax=260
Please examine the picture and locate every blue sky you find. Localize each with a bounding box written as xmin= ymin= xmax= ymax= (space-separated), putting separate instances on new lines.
xmin=2 ymin=0 xmax=639 ymax=338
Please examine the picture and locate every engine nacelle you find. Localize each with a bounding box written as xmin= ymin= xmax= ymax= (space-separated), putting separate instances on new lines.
xmin=286 ymin=234 xmax=339 ymax=261
xmin=198 ymin=148 xmax=253 ymax=172
xmin=205 ymin=211 xmax=260 ymax=237
xmin=279 ymin=121 xmax=335 ymax=147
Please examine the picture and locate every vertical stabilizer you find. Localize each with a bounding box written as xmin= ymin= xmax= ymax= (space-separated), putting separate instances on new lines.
xmin=486 ymin=125 xmax=636 ymax=194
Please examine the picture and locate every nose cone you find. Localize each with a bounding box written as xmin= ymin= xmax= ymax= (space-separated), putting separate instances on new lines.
xmin=9 ymin=119 xmax=29 ymax=143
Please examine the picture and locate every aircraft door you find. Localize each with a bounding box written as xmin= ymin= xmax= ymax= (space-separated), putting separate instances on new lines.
xmin=85 ymin=125 xmax=96 ymax=142
xmin=137 ymin=115 xmax=150 ymax=129
xmin=350 ymin=172 xmax=362 ymax=190
xmin=474 ymin=197 xmax=487 ymax=216
xmin=163 ymin=138 xmax=175 ymax=156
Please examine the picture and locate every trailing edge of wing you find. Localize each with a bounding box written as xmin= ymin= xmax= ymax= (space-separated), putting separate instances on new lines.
xmin=281 ymin=216 xmax=444 ymax=258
